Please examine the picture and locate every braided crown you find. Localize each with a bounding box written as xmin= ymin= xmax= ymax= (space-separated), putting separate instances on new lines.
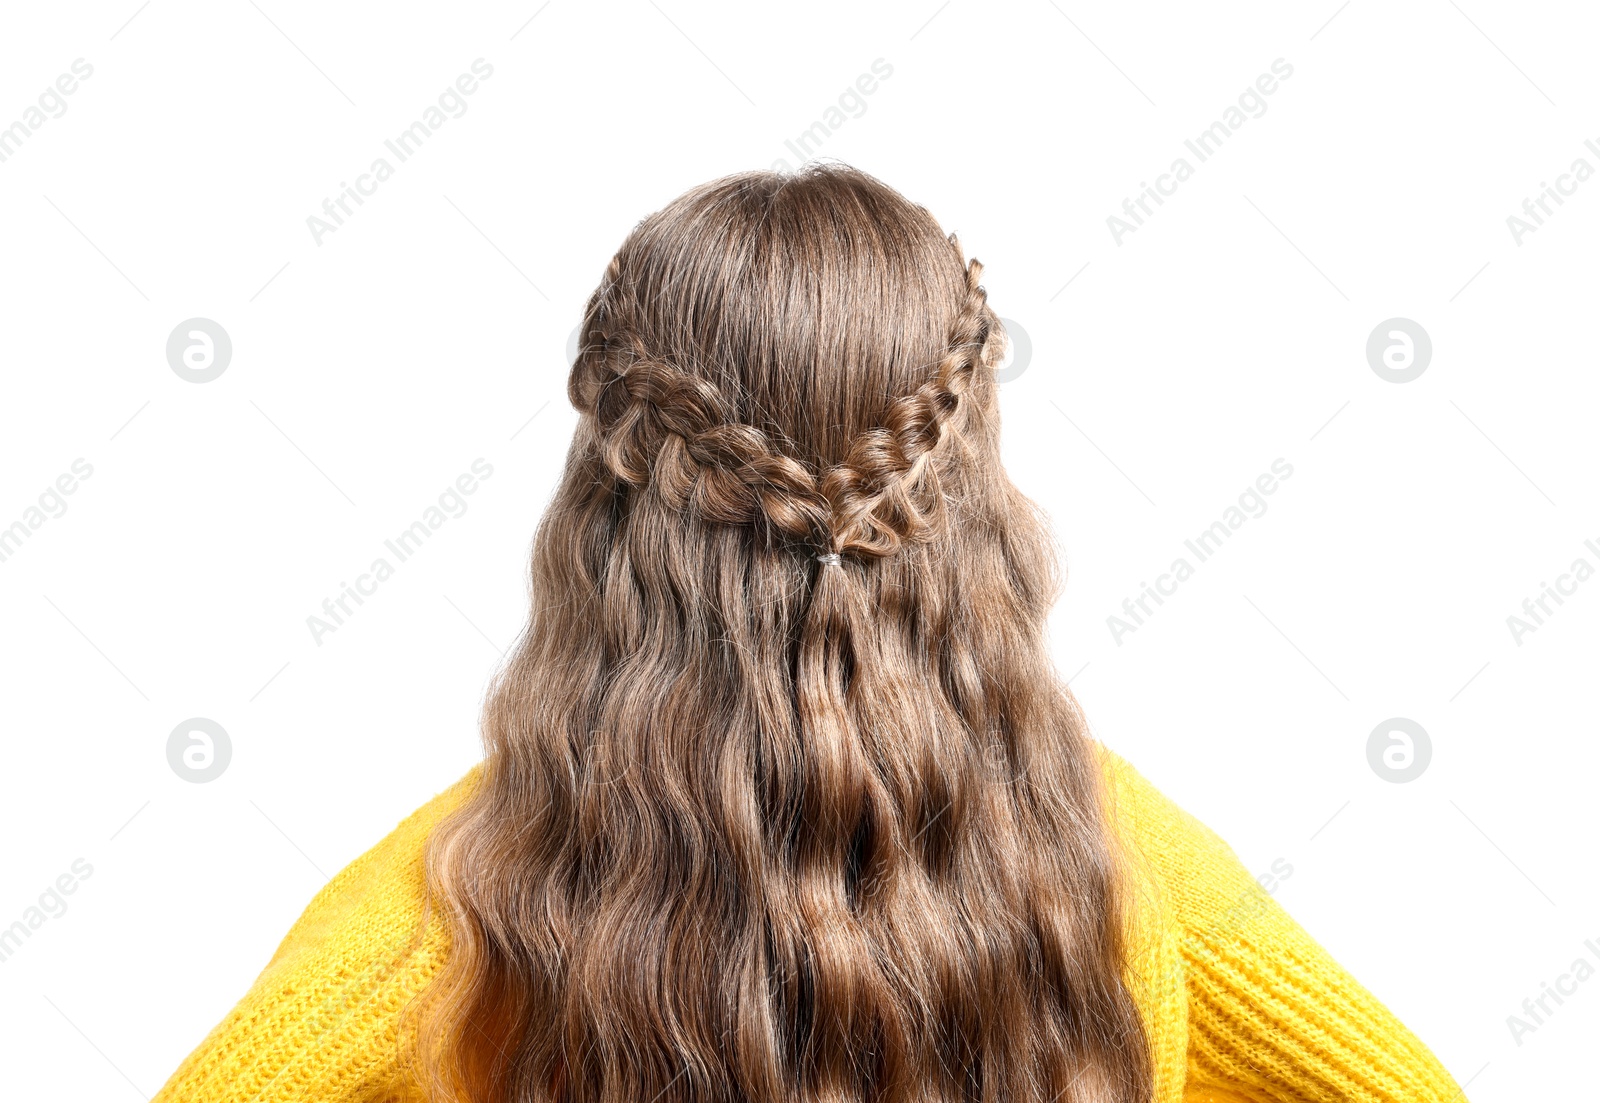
xmin=568 ymin=238 xmax=994 ymax=563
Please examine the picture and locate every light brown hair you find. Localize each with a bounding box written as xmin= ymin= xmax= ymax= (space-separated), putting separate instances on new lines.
xmin=415 ymin=164 xmax=1152 ymax=1103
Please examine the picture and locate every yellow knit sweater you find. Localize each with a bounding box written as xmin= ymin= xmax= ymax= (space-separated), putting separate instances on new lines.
xmin=151 ymin=747 xmax=1468 ymax=1103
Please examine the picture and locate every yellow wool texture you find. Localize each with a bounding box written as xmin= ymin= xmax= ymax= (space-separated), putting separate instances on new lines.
xmin=151 ymin=750 xmax=1468 ymax=1103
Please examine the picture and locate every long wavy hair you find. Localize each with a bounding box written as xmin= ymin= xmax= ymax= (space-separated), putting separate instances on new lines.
xmin=414 ymin=165 xmax=1153 ymax=1103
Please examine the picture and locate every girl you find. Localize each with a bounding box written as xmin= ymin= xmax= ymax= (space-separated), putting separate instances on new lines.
xmin=153 ymin=165 xmax=1466 ymax=1103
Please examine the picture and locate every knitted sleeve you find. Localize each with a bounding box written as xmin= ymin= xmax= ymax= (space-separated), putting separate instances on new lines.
xmin=1098 ymin=748 xmax=1468 ymax=1103
xmin=150 ymin=768 xmax=480 ymax=1103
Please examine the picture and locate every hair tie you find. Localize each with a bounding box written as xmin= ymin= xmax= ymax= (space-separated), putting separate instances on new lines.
xmin=816 ymin=552 xmax=842 ymax=567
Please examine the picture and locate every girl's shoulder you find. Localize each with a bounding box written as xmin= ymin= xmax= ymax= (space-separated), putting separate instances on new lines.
xmin=152 ymin=764 xmax=483 ymax=1103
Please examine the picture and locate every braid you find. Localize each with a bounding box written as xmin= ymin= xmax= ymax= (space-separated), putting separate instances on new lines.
xmin=822 ymin=242 xmax=991 ymax=559
xmin=572 ymin=330 xmax=834 ymax=544
xmin=569 ymin=235 xmax=994 ymax=563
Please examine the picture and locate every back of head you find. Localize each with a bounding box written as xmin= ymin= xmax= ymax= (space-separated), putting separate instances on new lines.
xmin=417 ymin=165 xmax=1153 ymax=1103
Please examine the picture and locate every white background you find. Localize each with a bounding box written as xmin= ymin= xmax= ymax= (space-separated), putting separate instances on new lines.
xmin=1 ymin=1 xmax=1594 ymax=1099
